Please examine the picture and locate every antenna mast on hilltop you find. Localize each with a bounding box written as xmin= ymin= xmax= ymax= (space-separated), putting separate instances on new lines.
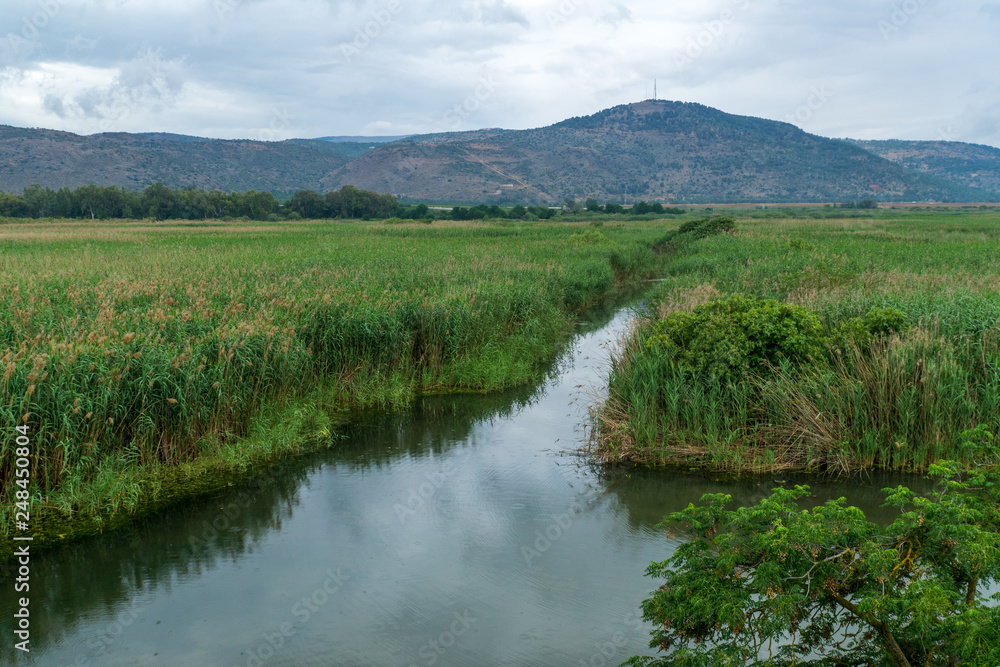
xmin=654 ymin=79 xmax=657 ymax=100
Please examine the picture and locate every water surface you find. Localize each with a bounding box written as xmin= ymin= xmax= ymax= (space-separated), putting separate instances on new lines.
xmin=1 ymin=305 xmax=930 ymax=666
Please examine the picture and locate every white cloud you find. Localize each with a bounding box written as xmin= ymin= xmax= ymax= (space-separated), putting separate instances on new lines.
xmin=0 ymin=0 xmax=996 ymax=147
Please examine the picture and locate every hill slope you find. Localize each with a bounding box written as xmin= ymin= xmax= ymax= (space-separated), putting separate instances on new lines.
xmin=1 ymin=102 xmax=994 ymax=203
xmin=326 ymin=101 xmax=986 ymax=204
xmin=0 ymin=126 xmax=372 ymax=194
xmin=852 ymin=139 xmax=1000 ymax=200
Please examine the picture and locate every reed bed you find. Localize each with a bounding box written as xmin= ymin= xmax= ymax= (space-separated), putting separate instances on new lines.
xmin=595 ymin=210 xmax=1000 ymax=474
xmin=0 ymin=218 xmax=667 ymax=536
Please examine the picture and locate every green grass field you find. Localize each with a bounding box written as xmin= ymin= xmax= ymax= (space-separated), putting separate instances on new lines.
xmin=0 ymin=217 xmax=669 ymax=550
xmin=596 ymin=210 xmax=1000 ymax=474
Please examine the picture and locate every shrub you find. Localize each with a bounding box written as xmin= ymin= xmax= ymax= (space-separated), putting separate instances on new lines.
xmin=653 ymin=217 xmax=737 ymax=251
xmin=832 ymin=306 xmax=910 ymax=349
xmin=645 ymin=295 xmax=827 ymax=381
xmin=676 ymin=216 xmax=736 ymax=239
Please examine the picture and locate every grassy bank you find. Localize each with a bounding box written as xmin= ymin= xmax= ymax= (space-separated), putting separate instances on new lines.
xmin=0 ymin=217 xmax=670 ymax=556
xmin=595 ymin=210 xmax=1000 ymax=474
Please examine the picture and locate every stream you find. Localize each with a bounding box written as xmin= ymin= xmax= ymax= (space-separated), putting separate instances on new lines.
xmin=1 ymin=303 xmax=930 ymax=666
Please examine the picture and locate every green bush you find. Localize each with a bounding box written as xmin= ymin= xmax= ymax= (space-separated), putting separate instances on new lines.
xmin=833 ymin=306 xmax=910 ymax=349
xmin=645 ymin=295 xmax=827 ymax=381
xmin=676 ymin=216 xmax=736 ymax=239
xmin=653 ymin=217 xmax=737 ymax=251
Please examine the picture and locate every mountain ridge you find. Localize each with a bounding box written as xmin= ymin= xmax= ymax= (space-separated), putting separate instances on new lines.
xmin=325 ymin=100 xmax=987 ymax=203
xmin=1 ymin=102 xmax=996 ymax=204
xmin=849 ymin=139 xmax=1000 ymax=200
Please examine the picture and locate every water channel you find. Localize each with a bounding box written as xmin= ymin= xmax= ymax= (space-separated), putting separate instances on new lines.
xmin=1 ymin=303 xmax=930 ymax=666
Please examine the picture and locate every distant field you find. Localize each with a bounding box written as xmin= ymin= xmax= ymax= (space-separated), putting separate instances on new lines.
xmin=596 ymin=210 xmax=1000 ymax=474
xmin=0 ymin=217 xmax=667 ymax=548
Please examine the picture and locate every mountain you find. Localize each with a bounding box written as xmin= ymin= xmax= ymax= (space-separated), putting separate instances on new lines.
xmin=1 ymin=102 xmax=994 ymax=203
xmin=0 ymin=125 xmax=375 ymax=195
xmin=851 ymin=139 xmax=1000 ymax=200
xmin=324 ymin=101 xmax=988 ymax=204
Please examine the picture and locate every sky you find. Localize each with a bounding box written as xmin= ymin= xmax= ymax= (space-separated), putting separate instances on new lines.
xmin=1 ymin=0 xmax=998 ymax=147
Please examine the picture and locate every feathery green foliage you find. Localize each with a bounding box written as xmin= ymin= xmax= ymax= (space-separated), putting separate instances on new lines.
xmin=628 ymin=431 xmax=1000 ymax=666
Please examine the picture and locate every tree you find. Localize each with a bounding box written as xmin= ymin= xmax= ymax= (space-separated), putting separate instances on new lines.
xmin=628 ymin=430 xmax=1000 ymax=667
xmin=0 ymin=193 xmax=30 ymax=217
xmin=633 ymin=201 xmax=665 ymax=215
xmin=586 ymin=198 xmax=602 ymax=212
xmin=286 ymin=189 xmax=327 ymax=219
xmin=142 ymin=182 xmax=178 ymax=220
xmin=236 ymin=190 xmax=278 ymax=220
xmin=326 ymin=185 xmax=397 ymax=219
xmin=508 ymin=204 xmax=527 ymax=219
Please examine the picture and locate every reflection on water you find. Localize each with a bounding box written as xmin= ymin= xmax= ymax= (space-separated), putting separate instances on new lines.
xmin=0 ymin=301 xmax=932 ymax=666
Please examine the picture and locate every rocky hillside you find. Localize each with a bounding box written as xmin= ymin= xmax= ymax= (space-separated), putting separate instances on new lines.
xmin=852 ymin=139 xmax=1000 ymax=200
xmin=1 ymin=102 xmax=993 ymax=204
xmin=0 ymin=125 xmax=370 ymax=195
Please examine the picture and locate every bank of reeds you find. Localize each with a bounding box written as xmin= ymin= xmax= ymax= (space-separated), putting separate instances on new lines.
xmin=595 ymin=211 xmax=1000 ymax=474
xmin=0 ymin=218 xmax=668 ymax=543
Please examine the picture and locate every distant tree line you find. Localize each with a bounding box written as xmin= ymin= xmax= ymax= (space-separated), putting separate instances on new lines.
xmin=580 ymin=198 xmax=684 ymax=215
xmin=283 ymin=186 xmax=399 ymax=219
xmin=835 ymin=198 xmax=879 ymax=209
xmin=0 ymin=182 xmax=691 ymax=221
xmin=0 ymin=183 xmax=285 ymax=220
xmin=0 ymin=183 xmax=399 ymax=221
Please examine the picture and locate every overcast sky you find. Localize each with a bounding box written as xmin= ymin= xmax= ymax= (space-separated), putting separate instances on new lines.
xmin=1 ymin=0 xmax=998 ymax=146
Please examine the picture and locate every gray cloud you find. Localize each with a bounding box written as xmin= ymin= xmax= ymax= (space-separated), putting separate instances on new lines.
xmin=480 ymin=0 xmax=529 ymax=27
xmin=0 ymin=0 xmax=996 ymax=147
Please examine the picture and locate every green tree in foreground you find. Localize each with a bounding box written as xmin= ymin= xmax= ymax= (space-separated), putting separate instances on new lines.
xmin=628 ymin=429 xmax=1000 ymax=667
